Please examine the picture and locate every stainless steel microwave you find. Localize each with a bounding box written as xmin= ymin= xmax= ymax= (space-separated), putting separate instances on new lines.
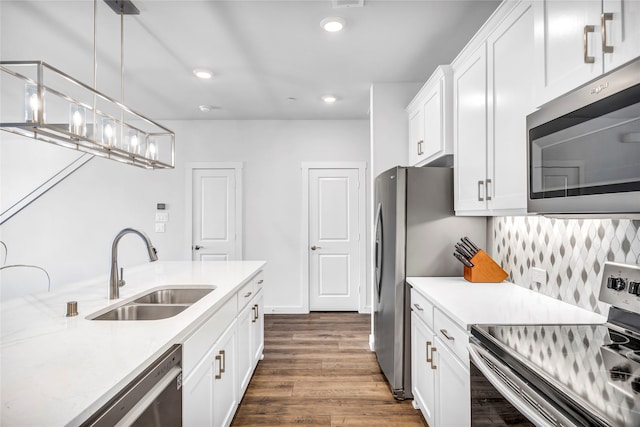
xmin=527 ymin=58 xmax=640 ymax=215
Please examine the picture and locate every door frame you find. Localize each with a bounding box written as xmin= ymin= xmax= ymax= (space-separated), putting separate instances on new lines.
xmin=301 ymin=162 xmax=367 ymax=313
xmin=185 ymin=162 xmax=243 ymax=260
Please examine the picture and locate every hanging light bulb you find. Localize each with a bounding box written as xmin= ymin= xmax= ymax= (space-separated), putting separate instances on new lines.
xmin=147 ymin=138 xmax=157 ymax=161
xmin=24 ymin=84 xmax=40 ymax=122
xmin=100 ymin=117 xmax=118 ymax=148
xmin=69 ymin=104 xmax=87 ymax=137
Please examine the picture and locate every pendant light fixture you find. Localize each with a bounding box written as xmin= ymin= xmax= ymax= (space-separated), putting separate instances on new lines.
xmin=0 ymin=0 xmax=175 ymax=169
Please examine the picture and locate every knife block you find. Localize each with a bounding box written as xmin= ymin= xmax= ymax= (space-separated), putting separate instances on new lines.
xmin=463 ymin=250 xmax=508 ymax=283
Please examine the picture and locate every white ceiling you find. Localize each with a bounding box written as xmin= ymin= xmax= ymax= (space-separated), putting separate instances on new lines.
xmin=0 ymin=0 xmax=500 ymax=121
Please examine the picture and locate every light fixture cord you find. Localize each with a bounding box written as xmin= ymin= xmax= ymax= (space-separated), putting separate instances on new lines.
xmin=121 ymin=8 xmax=124 ymax=103
xmin=120 ymin=6 xmax=125 ymax=149
xmin=93 ymin=0 xmax=97 ymax=139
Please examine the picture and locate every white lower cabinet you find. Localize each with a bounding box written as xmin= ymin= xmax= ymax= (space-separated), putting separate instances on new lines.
xmin=411 ymin=311 xmax=436 ymax=427
xmin=434 ymin=337 xmax=470 ymax=427
xmin=412 ymin=297 xmax=470 ymax=426
xmin=183 ymin=272 xmax=265 ymax=427
xmin=237 ymin=288 xmax=264 ymax=396
xmin=183 ymin=319 xmax=238 ymax=427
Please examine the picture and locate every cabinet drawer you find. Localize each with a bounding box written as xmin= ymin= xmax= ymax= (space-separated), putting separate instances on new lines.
xmin=434 ymin=308 xmax=469 ymax=364
xmin=183 ymin=296 xmax=237 ymax=377
xmin=254 ymin=271 xmax=264 ymax=291
xmin=410 ymin=288 xmax=434 ymax=330
xmin=237 ymin=280 xmax=256 ymax=311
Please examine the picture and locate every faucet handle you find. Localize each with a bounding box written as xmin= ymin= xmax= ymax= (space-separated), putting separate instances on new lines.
xmin=118 ymin=267 xmax=126 ymax=287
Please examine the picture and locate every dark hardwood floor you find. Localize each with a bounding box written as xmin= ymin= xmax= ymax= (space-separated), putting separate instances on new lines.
xmin=231 ymin=312 xmax=427 ymax=427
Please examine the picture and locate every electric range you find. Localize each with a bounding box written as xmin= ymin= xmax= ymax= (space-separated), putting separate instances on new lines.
xmin=469 ymin=261 xmax=640 ymax=426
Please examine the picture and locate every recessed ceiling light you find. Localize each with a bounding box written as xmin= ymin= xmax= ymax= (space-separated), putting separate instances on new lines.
xmin=322 ymin=95 xmax=338 ymax=103
xmin=193 ymin=69 xmax=213 ymax=79
xmin=320 ymin=17 xmax=346 ymax=32
xmin=198 ymin=104 xmax=217 ymax=112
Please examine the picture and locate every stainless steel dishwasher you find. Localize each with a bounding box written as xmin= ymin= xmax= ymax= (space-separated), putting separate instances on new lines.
xmin=81 ymin=344 xmax=182 ymax=427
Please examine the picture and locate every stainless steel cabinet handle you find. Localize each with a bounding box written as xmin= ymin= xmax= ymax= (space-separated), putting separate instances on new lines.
xmin=486 ymin=178 xmax=492 ymax=201
xmin=414 ymin=303 xmax=423 ymax=311
xmin=258 ymin=279 xmax=264 ymax=284
xmin=244 ymin=291 xmax=252 ymax=298
xmin=252 ymin=304 xmax=259 ymax=322
xmin=430 ymin=347 xmax=437 ymax=370
xmin=215 ymin=354 xmax=222 ymax=379
xmin=478 ymin=180 xmax=484 ymax=201
xmin=440 ymin=329 xmax=455 ymax=341
xmin=584 ymin=25 xmax=595 ymax=64
xmin=426 ymin=341 xmax=432 ymax=363
xmin=193 ymin=245 xmax=204 ymax=250
xmin=417 ymin=140 xmax=424 ymax=155
xmin=311 ymin=245 xmax=322 ymax=250
xmin=602 ymin=13 xmax=613 ymax=53
xmin=220 ymin=350 xmax=226 ymax=374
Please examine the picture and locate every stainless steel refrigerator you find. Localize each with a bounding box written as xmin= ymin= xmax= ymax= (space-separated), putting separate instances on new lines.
xmin=373 ymin=166 xmax=486 ymax=400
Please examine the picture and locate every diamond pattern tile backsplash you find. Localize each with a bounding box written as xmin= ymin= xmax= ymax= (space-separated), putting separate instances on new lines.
xmin=490 ymin=217 xmax=640 ymax=314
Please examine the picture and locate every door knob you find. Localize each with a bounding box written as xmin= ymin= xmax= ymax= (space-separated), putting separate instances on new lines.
xmin=194 ymin=245 xmax=204 ymax=250
xmin=311 ymin=245 xmax=322 ymax=250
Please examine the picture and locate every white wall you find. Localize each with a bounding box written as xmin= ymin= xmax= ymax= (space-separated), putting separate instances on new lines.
xmin=0 ymin=120 xmax=369 ymax=312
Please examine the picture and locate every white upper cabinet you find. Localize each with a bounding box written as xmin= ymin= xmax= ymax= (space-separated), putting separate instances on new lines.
xmin=406 ymin=66 xmax=453 ymax=167
xmin=487 ymin=1 xmax=535 ymax=213
xmin=534 ymin=0 xmax=640 ymax=106
xmin=454 ymin=0 xmax=534 ymax=216
xmin=453 ymin=44 xmax=488 ymax=214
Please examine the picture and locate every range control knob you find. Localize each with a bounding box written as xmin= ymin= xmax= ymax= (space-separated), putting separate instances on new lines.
xmin=611 ymin=365 xmax=632 ymax=381
xmin=632 ymin=377 xmax=640 ymax=394
xmin=629 ymin=281 xmax=640 ymax=296
xmin=607 ymin=276 xmax=627 ymax=291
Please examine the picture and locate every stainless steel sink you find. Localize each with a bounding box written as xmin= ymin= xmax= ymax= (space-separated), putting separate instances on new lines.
xmin=91 ymin=304 xmax=189 ymax=321
xmin=133 ymin=288 xmax=214 ymax=304
xmin=88 ymin=286 xmax=216 ymax=321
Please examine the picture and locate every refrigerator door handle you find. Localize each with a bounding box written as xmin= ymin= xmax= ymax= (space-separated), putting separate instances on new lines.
xmin=374 ymin=203 xmax=384 ymax=300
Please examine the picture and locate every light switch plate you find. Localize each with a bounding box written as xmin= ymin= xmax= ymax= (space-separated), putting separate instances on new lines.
xmin=155 ymin=212 xmax=169 ymax=222
xmin=531 ymin=267 xmax=546 ymax=285
xmin=155 ymin=223 xmax=166 ymax=233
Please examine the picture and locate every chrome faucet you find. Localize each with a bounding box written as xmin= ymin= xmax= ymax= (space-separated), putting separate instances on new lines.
xmin=109 ymin=228 xmax=158 ymax=299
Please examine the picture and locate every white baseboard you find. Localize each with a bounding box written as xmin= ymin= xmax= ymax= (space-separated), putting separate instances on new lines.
xmin=264 ymin=305 xmax=309 ymax=314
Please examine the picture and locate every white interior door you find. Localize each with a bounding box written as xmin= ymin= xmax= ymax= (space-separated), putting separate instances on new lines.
xmin=191 ymin=167 xmax=241 ymax=261
xmin=308 ymin=168 xmax=361 ymax=311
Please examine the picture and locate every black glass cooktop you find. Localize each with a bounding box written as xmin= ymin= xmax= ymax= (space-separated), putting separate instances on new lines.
xmin=472 ymin=323 xmax=640 ymax=427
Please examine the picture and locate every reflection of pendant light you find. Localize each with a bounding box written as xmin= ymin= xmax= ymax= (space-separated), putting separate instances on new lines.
xmin=0 ymin=0 xmax=175 ymax=169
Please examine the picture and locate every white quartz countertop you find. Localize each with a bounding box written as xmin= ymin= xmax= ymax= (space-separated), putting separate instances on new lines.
xmin=406 ymin=277 xmax=606 ymax=328
xmin=1 ymin=260 xmax=265 ymax=427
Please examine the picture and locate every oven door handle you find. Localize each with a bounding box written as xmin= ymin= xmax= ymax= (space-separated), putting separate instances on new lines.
xmin=468 ymin=341 xmax=575 ymax=427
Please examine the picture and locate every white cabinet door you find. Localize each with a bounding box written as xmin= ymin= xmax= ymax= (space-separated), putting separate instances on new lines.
xmin=212 ymin=321 xmax=238 ymax=427
xmin=534 ymin=0 xmax=602 ymax=106
xmin=411 ymin=311 xmax=436 ymax=427
xmin=183 ymin=347 xmax=214 ymax=427
xmin=407 ymin=66 xmax=453 ymax=167
xmin=236 ymin=301 xmax=253 ymax=397
xmin=251 ymin=291 xmax=264 ymax=365
xmin=434 ymin=338 xmax=471 ymax=427
xmin=603 ymin=0 xmax=640 ymax=71
xmin=408 ymin=104 xmax=425 ymax=166
xmin=454 ymin=43 xmax=488 ymax=214
xmin=184 ymin=320 xmax=238 ymax=427
xmin=487 ymin=1 xmax=535 ymax=213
